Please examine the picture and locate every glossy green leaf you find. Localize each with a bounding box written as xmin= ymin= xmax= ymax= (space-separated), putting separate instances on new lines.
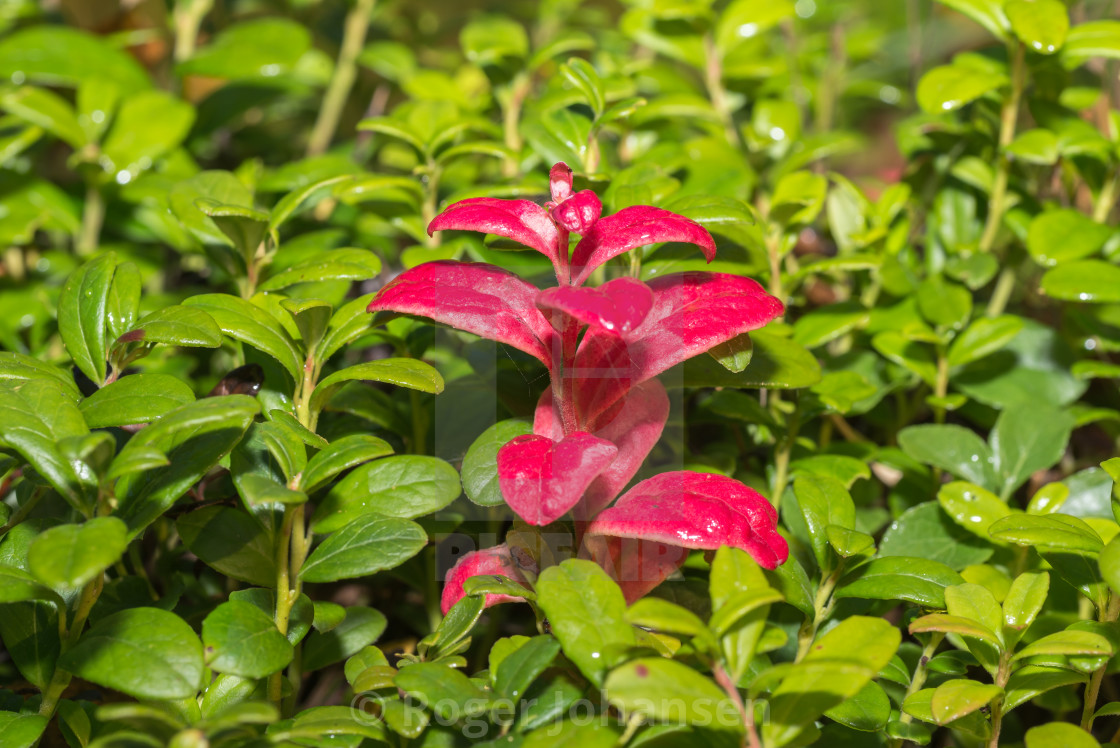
xmin=930 ymin=679 xmax=1002 ymax=724
xmin=823 ymin=681 xmax=891 ymax=732
xmin=948 ymin=315 xmax=1023 ymax=368
xmin=234 ymin=472 xmax=307 ymax=506
xmin=309 ymin=359 xmax=444 ymax=417
xmin=260 ymin=248 xmax=382 ymax=292
xmin=1003 ymin=571 xmax=1049 ymax=644
xmin=177 ymin=18 xmax=311 ymax=80
xmin=395 ymin=663 xmax=489 ymax=720
xmin=988 ymin=514 xmax=1103 ymax=553
xmin=835 ymin=556 xmax=964 ymax=608
xmin=176 ymin=506 xmax=276 ymax=587
xmin=0 ymin=380 xmax=89 ymax=509
xmin=59 ymin=607 xmax=204 ymax=700
xmin=1041 ymin=260 xmax=1120 ymax=303
xmin=0 ymin=712 xmax=48 ymax=748
xmin=1005 ymin=0 xmax=1068 ymax=54
xmin=536 ymin=559 xmax=635 ymax=687
xmin=917 ymin=63 xmax=1006 ymax=114
xmin=124 ymin=305 xmax=223 ymax=349
xmin=27 ymin=517 xmax=127 ymax=590
xmin=58 ymin=253 xmax=116 ymax=385
xmin=670 ymin=330 xmax=822 ymax=390
xmin=605 ymin=658 xmax=735 ymax=729
xmin=493 ymin=635 xmax=561 ymax=701
xmin=991 ymin=404 xmax=1075 ymax=498
xmin=300 ymin=514 xmax=426 ymax=583
xmin=934 ymin=0 xmax=1009 ymax=39
xmin=1024 ymin=722 xmax=1101 ymax=748
xmin=80 ymin=373 xmax=195 ymax=428
xmin=310 ymin=455 xmax=460 ymax=532
xmin=937 ymin=481 xmax=1010 ymax=540
xmin=461 ymin=419 xmax=533 ymax=507
xmin=202 ymin=600 xmax=294 ymax=678
xmin=0 ymin=85 xmax=84 ymax=148
xmin=0 ymin=26 xmax=151 ymax=92
xmin=299 ymin=434 xmax=394 ymax=494
xmin=1062 ymin=20 xmax=1120 ymax=67
xmin=182 ymin=295 xmax=302 ymax=382
xmin=302 ymin=607 xmax=387 ymax=671
xmin=898 ymin=425 xmax=997 ymax=490
xmin=101 ymin=90 xmax=194 ymax=181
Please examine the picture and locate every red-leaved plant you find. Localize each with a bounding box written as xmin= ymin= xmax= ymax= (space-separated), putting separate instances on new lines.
xmin=368 ymin=163 xmax=789 ymax=613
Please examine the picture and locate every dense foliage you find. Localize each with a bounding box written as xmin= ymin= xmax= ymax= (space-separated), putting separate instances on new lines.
xmin=2 ymin=0 xmax=1120 ymax=746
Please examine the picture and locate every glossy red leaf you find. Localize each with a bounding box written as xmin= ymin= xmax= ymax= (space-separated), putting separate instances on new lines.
xmin=536 ymin=277 xmax=653 ymax=335
xmin=367 ymin=260 xmax=556 ymax=368
xmin=584 ymin=471 xmax=788 ymax=570
xmin=440 ymin=545 xmax=536 ymax=615
xmin=549 ymin=189 xmax=602 ymax=234
xmin=550 ymin=162 xmax=573 ymax=203
xmin=570 ymin=206 xmax=716 ymax=286
xmin=583 ymin=535 xmax=690 ymax=604
xmin=535 ymin=380 xmax=670 ymax=519
xmin=428 ymin=198 xmax=560 ymax=269
xmin=573 ymin=272 xmax=783 ymax=421
xmin=497 ymin=432 xmax=618 ymax=525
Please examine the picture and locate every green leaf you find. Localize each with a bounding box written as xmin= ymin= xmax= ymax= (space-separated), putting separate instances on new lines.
xmin=794 ymin=474 xmax=856 ymax=571
xmin=27 ymin=517 xmax=127 ymax=591
xmin=0 ymin=565 xmax=62 ymax=605
xmin=424 ymin=595 xmax=484 ymax=657
xmin=0 ymin=86 xmax=85 ymax=148
xmin=670 ymin=330 xmax=822 ymax=390
xmin=1005 ymin=0 xmax=1068 ymax=54
xmin=60 ymin=608 xmax=204 ymax=700
xmin=195 ymin=201 xmax=269 ymax=260
xmin=301 ymin=606 xmax=387 ymax=671
xmin=1005 ymin=665 xmax=1088 ymax=711
xmin=0 ymin=26 xmax=151 ymax=93
xmin=395 ymin=663 xmax=489 ymax=721
xmin=536 ymin=559 xmax=636 ymax=687
xmin=105 ymin=261 xmax=140 ymax=343
xmin=80 ymin=373 xmax=195 ymax=428
xmin=917 ymin=63 xmax=1006 ymax=114
xmin=824 ymin=681 xmax=891 ymax=732
xmin=58 ymin=253 xmax=116 ymax=386
xmin=872 ymin=331 xmax=937 ymax=386
xmin=711 ymin=547 xmax=778 ymax=680
xmin=177 ymin=18 xmax=311 ymax=80
xmin=898 ymin=425 xmax=997 ymax=490
xmin=933 ymin=0 xmax=1010 ymax=39
xmin=309 ymin=360 xmax=444 ymax=417
xmin=605 ymin=658 xmax=735 ymax=729
xmin=1062 ymin=20 xmax=1120 ymax=67
xmin=0 ymin=380 xmax=89 ymax=509
xmin=946 ymin=583 xmax=1004 ymax=642
xmin=101 ymin=90 xmax=194 ymax=181
xmin=114 ymin=396 xmax=259 ymax=534
xmin=0 ymin=712 xmax=48 ymax=748
xmin=300 ymin=434 xmax=394 ymax=494
xmin=176 ymin=506 xmax=276 ymax=587
xmin=1025 ymin=722 xmax=1101 ymax=748
xmin=1012 ymin=629 xmax=1113 ymax=660
xmin=1041 ymin=260 xmax=1120 ymax=303
xmin=260 ymin=248 xmax=382 ymax=292
xmin=625 ymin=597 xmax=713 ymax=641
xmin=169 ymin=171 xmax=255 ymax=248
xmin=835 ymin=556 xmax=964 ymax=608
xmin=317 ymin=293 xmax=377 ymax=364
xmin=715 ymin=0 xmax=795 ymax=54
xmin=300 ymin=515 xmax=426 ymax=583
xmin=708 ymin=588 xmax=785 ymax=637
xmin=991 ymin=404 xmax=1074 ymax=499
xmin=988 ymin=514 xmax=1103 ymax=554
xmin=879 ymin=501 xmax=994 ymax=569
xmin=937 ymin=482 xmax=1011 ymax=540
xmin=1003 ymin=571 xmax=1049 ymax=644
xmin=182 ymin=295 xmax=302 ymax=382
xmin=202 ymin=600 xmax=294 ymax=678
xmin=948 ymin=315 xmax=1023 ymax=367
xmin=234 ymin=473 xmax=307 ymax=506
xmin=313 ymin=601 xmax=347 ymax=634
xmin=560 ymin=57 xmax=605 ymax=118
xmin=460 ymin=15 xmax=529 ymax=65
xmin=0 ymin=352 xmax=81 ymax=398
xmin=461 ymin=420 xmax=533 ymax=507
xmin=930 ymin=679 xmax=1002 ymax=724
xmin=269 ymin=175 xmax=353 ymax=232
xmin=792 ymin=302 xmax=869 ymax=349
xmin=1006 ymin=129 xmax=1060 ymax=165
xmin=771 ymin=171 xmax=828 ymax=226
xmin=909 ymin=614 xmax=1003 ymax=648
xmin=267 ymin=705 xmax=386 ymax=745
xmin=707 ymin=333 xmax=754 ymax=373
xmin=917 ymin=275 xmax=972 ymax=331
xmin=125 ymin=305 xmax=223 ymax=348
xmin=493 ymin=635 xmax=561 ymax=701
xmin=310 ymin=455 xmax=461 ymax=532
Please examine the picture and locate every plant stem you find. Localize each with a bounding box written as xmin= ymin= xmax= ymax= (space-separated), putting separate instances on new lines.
xmin=77 ymin=181 xmax=104 ymax=256
xmin=1094 ymin=170 xmax=1120 ymax=223
xmin=770 ymin=398 xmax=800 ymax=510
xmin=500 ymin=74 xmax=530 ymax=177
xmin=1083 ymin=593 xmax=1120 ymax=732
xmin=933 ymin=347 xmax=949 ymax=424
xmin=795 ymin=565 xmax=841 ymax=662
xmin=38 ymin=575 xmax=104 ymax=721
xmin=422 ymin=162 xmax=443 ymax=246
xmin=987 ymin=654 xmax=1013 ymax=748
xmin=977 ymin=42 xmax=1026 ymax=255
xmin=306 ymin=0 xmax=375 ymax=157
xmin=887 ymin=632 xmax=944 ymax=748
xmin=702 ymin=35 xmax=740 ymax=147
xmin=714 ymin=663 xmax=761 ymax=748
xmin=173 ymin=0 xmax=213 ymax=63
xmin=0 ymin=487 xmax=43 ymax=536
xmin=270 ymin=505 xmax=298 ymax=709
xmin=986 ymin=266 xmax=1017 ymax=317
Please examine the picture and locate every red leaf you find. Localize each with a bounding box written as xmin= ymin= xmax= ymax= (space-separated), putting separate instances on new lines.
xmin=583 ymin=535 xmax=690 ymax=604
xmin=497 ymin=432 xmax=618 ymax=525
xmin=428 ymin=198 xmax=561 ymax=271
xmin=573 ymin=272 xmax=783 ymax=421
xmin=550 ymin=162 xmax=573 ymax=202
xmin=549 ymin=189 xmax=602 ymax=234
xmin=584 ymin=471 xmax=789 ymax=570
xmin=536 ymin=277 xmax=653 ymax=335
xmin=570 ymin=206 xmax=716 ymax=286
xmin=535 ymin=380 xmax=669 ymax=519
xmin=367 ymin=261 xmax=556 ymax=368
xmin=440 ymin=545 xmax=536 ymax=615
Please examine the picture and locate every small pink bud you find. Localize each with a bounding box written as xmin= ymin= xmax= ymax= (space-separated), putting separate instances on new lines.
xmin=549 ymin=162 xmax=573 ymax=203
xmin=549 ymin=189 xmax=602 ymax=234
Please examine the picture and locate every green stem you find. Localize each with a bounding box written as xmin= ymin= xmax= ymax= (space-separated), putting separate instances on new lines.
xmin=770 ymin=398 xmax=800 ymax=510
xmin=887 ymin=632 xmax=945 ymax=748
xmin=702 ymin=34 xmax=740 ymax=147
xmin=0 ymin=487 xmax=44 ymax=536
xmin=713 ymin=663 xmax=760 ymax=748
xmin=1094 ymin=170 xmax=1120 ymax=223
xmin=986 ymin=266 xmax=1017 ymax=317
xmin=422 ymin=163 xmax=443 ymax=247
xmin=500 ymin=74 xmax=530 ymax=177
xmin=933 ymin=347 xmax=949 ymax=424
xmin=306 ymin=0 xmax=375 ymax=157
xmin=269 ymin=506 xmax=297 ymax=710
xmin=977 ymin=42 xmax=1026 ymax=255
xmin=173 ymin=0 xmax=214 ymax=63
xmin=795 ymin=565 xmax=842 ymax=662
xmin=77 ymin=181 xmax=104 ymax=256
xmin=1083 ymin=593 xmax=1120 ymax=732
xmin=38 ymin=575 xmax=104 ymax=721
xmin=987 ymin=654 xmax=1013 ymax=748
